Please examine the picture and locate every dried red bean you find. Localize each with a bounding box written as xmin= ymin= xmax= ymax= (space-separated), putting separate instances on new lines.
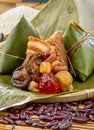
xmin=59 ymin=118 xmax=72 ymax=130
xmin=90 ymin=110 xmax=94 ymax=114
xmin=19 ymin=111 xmax=26 ymax=119
xmin=3 ymin=116 xmax=14 ymax=125
xmin=32 ymin=110 xmax=38 ymax=115
xmin=46 ymin=103 xmax=54 ymax=107
xmin=24 ymin=106 xmax=33 ymax=111
xmin=89 ymin=114 xmax=94 ymax=121
xmin=57 ymin=106 xmax=62 ymax=111
xmin=72 ymin=116 xmax=87 ymax=123
xmin=14 ymin=109 xmax=20 ymax=114
xmin=25 ymin=110 xmax=33 ymax=115
xmin=15 ymin=120 xmax=26 ymax=126
xmin=25 ymin=113 xmax=32 ymax=120
xmin=39 ymin=115 xmax=53 ymax=122
xmin=25 ymin=119 xmax=39 ymax=125
xmin=51 ymin=123 xmax=60 ymax=130
xmin=78 ymin=108 xmax=91 ymax=113
xmin=8 ymin=113 xmax=19 ymax=120
xmin=50 ymin=107 xmax=57 ymax=116
xmin=84 ymin=103 xmax=94 ymax=109
xmin=83 ymin=100 xmax=93 ymax=105
xmin=37 ymin=107 xmax=45 ymax=115
xmin=64 ymin=103 xmax=71 ymax=109
xmin=32 ymin=122 xmax=45 ymax=128
xmin=83 ymin=113 xmax=90 ymax=121
xmin=7 ymin=107 xmax=15 ymax=113
xmin=43 ymin=107 xmax=53 ymax=114
xmin=45 ymin=120 xmax=58 ymax=128
xmin=0 ymin=119 xmax=8 ymax=124
xmin=53 ymin=65 xmax=68 ymax=73
xmin=71 ymin=101 xmax=79 ymax=106
xmin=44 ymin=52 xmax=56 ymax=63
xmin=53 ymin=115 xmax=66 ymax=121
xmin=56 ymin=111 xmax=67 ymax=116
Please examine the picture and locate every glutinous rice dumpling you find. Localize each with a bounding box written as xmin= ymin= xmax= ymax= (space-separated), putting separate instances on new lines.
xmin=63 ymin=21 xmax=94 ymax=81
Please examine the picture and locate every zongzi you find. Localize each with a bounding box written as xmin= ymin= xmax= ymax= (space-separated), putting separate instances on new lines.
xmin=63 ymin=21 xmax=94 ymax=81
xmin=0 ymin=16 xmax=39 ymax=74
xmin=12 ymin=30 xmax=73 ymax=94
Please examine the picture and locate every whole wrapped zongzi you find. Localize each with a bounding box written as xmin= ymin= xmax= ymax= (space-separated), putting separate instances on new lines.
xmin=63 ymin=21 xmax=94 ymax=81
xmin=0 ymin=16 xmax=39 ymax=74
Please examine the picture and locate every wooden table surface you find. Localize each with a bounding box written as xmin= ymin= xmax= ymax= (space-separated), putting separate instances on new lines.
xmin=0 ymin=0 xmax=46 ymax=14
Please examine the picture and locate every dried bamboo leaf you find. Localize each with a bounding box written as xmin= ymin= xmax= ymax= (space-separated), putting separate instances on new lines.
xmin=31 ymin=0 xmax=79 ymax=39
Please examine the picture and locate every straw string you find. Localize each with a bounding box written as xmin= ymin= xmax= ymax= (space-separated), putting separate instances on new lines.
xmin=68 ymin=33 xmax=90 ymax=58
xmin=66 ymin=33 xmax=90 ymax=77
xmin=0 ymin=51 xmax=25 ymax=60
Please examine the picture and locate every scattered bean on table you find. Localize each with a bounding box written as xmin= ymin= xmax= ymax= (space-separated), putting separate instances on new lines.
xmin=0 ymin=98 xmax=94 ymax=129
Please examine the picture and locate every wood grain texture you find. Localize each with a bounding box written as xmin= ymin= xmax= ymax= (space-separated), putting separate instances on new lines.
xmin=0 ymin=0 xmax=21 ymax=3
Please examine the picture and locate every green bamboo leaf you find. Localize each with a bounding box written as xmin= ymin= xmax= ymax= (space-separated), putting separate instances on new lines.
xmin=63 ymin=21 xmax=94 ymax=81
xmin=0 ymin=72 xmax=94 ymax=111
xmin=0 ymin=16 xmax=39 ymax=74
xmin=31 ymin=0 xmax=79 ymax=40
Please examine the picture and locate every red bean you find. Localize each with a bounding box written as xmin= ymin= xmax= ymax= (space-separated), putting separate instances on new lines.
xmin=39 ymin=115 xmax=53 ymax=122
xmin=83 ymin=100 xmax=93 ymax=105
xmin=72 ymin=116 xmax=87 ymax=123
xmin=53 ymin=115 xmax=66 ymax=121
xmin=0 ymin=99 xmax=93 ymax=130
xmin=3 ymin=117 xmax=14 ymax=125
xmin=20 ymin=110 xmax=33 ymax=120
xmin=44 ymin=52 xmax=56 ymax=63
xmin=43 ymin=106 xmax=53 ymax=114
xmin=19 ymin=111 xmax=26 ymax=119
xmin=46 ymin=103 xmax=54 ymax=107
xmin=55 ymin=111 xmax=67 ymax=116
xmin=8 ymin=113 xmax=19 ymax=120
xmin=15 ymin=120 xmax=26 ymax=126
xmin=59 ymin=118 xmax=72 ymax=130
xmin=53 ymin=65 xmax=68 ymax=73
xmin=78 ymin=108 xmax=91 ymax=113
xmin=45 ymin=120 xmax=58 ymax=128
xmin=37 ymin=107 xmax=44 ymax=115
xmin=71 ymin=101 xmax=79 ymax=106
xmin=25 ymin=119 xmax=39 ymax=125
xmin=0 ymin=119 xmax=8 ymax=124
xmin=24 ymin=106 xmax=33 ymax=111
xmin=90 ymin=110 xmax=94 ymax=114
xmin=63 ymin=103 xmax=71 ymax=109
xmin=84 ymin=103 xmax=94 ymax=109
xmin=32 ymin=122 xmax=45 ymax=128
xmin=51 ymin=124 xmax=60 ymax=130
xmin=89 ymin=114 xmax=94 ymax=121
xmin=14 ymin=109 xmax=20 ymax=114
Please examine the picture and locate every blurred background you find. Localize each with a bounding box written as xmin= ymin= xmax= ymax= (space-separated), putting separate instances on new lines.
xmin=0 ymin=0 xmax=49 ymax=14
xmin=0 ymin=0 xmax=94 ymax=31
